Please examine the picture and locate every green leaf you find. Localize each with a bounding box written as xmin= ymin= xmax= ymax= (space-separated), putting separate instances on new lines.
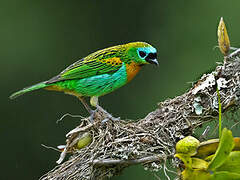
xmin=192 ymin=158 xmax=208 ymax=169
xmin=215 ymin=151 xmax=240 ymax=173
xmin=195 ymin=139 xmax=219 ymax=159
xmin=210 ymin=171 xmax=240 ymax=180
xmin=182 ymin=169 xmax=210 ymax=180
xmin=207 ymin=128 xmax=234 ymax=171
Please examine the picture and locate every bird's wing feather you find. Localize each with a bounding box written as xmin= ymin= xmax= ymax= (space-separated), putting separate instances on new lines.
xmin=47 ymin=56 xmax=123 ymax=84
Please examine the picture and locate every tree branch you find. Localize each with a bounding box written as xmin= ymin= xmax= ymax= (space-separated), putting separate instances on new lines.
xmin=92 ymin=155 xmax=170 ymax=167
xmin=40 ymin=49 xmax=240 ymax=180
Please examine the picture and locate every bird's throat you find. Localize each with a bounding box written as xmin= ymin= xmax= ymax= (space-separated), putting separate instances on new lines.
xmin=125 ymin=62 xmax=142 ymax=83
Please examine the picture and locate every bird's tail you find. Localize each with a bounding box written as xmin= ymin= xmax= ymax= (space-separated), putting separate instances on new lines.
xmin=9 ymin=81 xmax=48 ymax=99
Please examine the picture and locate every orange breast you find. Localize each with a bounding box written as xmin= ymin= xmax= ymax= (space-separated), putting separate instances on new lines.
xmin=125 ymin=62 xmax=142 ymax=82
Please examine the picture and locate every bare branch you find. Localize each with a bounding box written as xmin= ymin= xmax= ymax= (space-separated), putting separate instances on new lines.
xmin=92 ymin=155 xmax=169 ymax=167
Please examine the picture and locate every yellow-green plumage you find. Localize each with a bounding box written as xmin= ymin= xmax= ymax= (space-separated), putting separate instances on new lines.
xmin=10 ymin=42 xmax=158 ymax=109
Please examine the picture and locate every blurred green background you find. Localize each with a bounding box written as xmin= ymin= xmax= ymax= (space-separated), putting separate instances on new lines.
xmin=1 ymin=0 xmax=240 ymax=179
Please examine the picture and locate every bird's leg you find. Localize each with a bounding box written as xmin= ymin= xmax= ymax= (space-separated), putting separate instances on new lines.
xmin=90 ymin=96 xmax=120 ymax=122
xmin=77 ymin=96 xmax=93 ymax=115
xmin=78 ymin=96 xmax=119 ymax=122
xmin=78 ymin=96 xmax=97 ymax=122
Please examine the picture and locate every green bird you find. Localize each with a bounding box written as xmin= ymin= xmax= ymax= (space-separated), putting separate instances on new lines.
xmin=10 ymin=42 xmax=158 ymax=119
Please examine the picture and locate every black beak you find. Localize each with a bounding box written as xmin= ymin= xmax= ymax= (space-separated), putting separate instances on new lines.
xmin=147 ymin=58 xmax=159 ymax=66
xmin=145 ymin=53 xmax=159 ymax=66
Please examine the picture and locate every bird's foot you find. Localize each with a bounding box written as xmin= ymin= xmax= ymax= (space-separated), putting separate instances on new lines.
xmin=89 ymin=105 xmax=120 ymax=123
xmin=97 ymin=105 xmax=120 ymax=123
xmin=89 ymin=109 xmax=96 ymax=123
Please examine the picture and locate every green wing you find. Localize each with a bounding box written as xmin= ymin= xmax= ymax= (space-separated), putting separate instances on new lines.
xmin=47 ymin=50 xmax=123 ymax=84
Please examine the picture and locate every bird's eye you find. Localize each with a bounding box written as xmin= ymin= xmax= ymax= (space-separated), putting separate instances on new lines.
xmin=139 ymin=51 xmax=146 ymax=58
xmin=146 ymin=53 xmax=157 ymax=60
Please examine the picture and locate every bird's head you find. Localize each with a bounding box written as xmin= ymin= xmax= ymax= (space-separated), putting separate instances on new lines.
xmin=125 ymin=42 xmax=158 ymax=66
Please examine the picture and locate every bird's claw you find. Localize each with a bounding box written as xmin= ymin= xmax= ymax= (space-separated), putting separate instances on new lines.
xmin=101 ymin=116 xmax=120 ymax=124
xmin=89 ymin=109 xmax=97 ymax=123
xmin=89 ymin=106 xmax=120 ymax=123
